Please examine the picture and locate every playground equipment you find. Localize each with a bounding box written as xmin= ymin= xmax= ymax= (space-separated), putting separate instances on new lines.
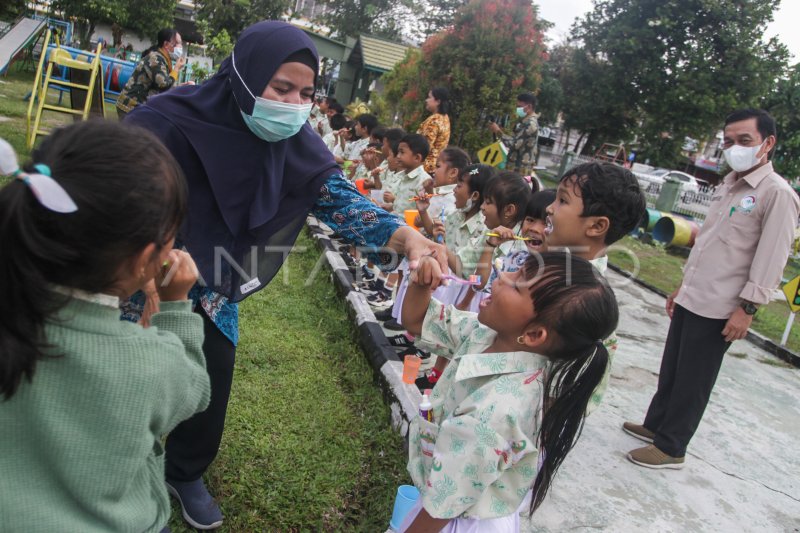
xmin=0 ymin=17 xmax=46 ymax=74
xmin=27 ymin=30 xmax=106 ymax=149
xmin=652 ymin=215 xmax=700 ymax=247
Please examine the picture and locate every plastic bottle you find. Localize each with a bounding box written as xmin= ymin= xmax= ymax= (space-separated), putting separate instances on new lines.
xmin=419 ymin=392 xmax=433 ymax=422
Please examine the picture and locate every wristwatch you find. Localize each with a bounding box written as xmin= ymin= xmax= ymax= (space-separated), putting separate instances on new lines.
xmin=741 ymin=301 xmax=758 ymax=315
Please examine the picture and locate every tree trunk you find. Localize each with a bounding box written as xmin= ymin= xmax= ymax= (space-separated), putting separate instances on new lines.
xmin=573 ymin=132 xmax=584 ymax=152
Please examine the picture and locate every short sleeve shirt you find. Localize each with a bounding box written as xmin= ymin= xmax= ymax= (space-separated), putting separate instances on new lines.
xmin=393 ymin=166 xmax=432 ymax=213
xmin=408 ymin=299 xmax=548 ymax=520
xmin=444 ymin=210 xmax=487 ymax=276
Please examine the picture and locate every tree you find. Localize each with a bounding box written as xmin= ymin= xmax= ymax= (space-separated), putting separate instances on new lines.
xmin=125 ymin=0 xmax=179 ymax=42
xmin=381 ymin=0 xmax=547 ymax=153
xmin=53 ymin=0 xmax=175 ymax=48
xmin=196 ymin=0 xmax=292 ymax=40
xmin=568 ymin=0 xmax=789 ymax=166
xmin=322 ymin=0 xmax=402 ymax=40
xmin=764 ymin=63 xmax=800 ymax=180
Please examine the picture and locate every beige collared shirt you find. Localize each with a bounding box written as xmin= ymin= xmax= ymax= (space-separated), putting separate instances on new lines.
xmin=675 ymin=162 xmax=800 ymax=319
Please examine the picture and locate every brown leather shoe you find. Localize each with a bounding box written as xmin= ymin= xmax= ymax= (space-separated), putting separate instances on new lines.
xmin=622 ymin=422 xmax=655 ymax=443
xmin=627 ymin=445 xmax=685 ymax=470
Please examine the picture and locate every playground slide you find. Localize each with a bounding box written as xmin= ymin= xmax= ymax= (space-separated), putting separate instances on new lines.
xmin=0 ymin=17 xmax=46 ymax=74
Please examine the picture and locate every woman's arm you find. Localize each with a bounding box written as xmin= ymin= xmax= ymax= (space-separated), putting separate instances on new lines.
xmin=311 ymin=174 xmax=448 ymax=275
xmin=402 ymin=255 xmax=442 ymax=336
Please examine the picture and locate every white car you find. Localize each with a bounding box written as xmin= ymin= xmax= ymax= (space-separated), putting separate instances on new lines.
xmin=634 ymin=169 xmax=707 ymax=194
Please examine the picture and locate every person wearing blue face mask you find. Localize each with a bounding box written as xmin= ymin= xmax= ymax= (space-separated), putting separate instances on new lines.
xmin=488 ymin=92 xmax=540 ymax=176
xmin=123 ymin=21 xmax=448 ymax=530
xmin=115 ymin=28 xmax=185 ymax=118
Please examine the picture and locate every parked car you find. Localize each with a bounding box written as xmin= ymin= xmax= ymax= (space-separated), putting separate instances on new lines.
xmin=633 ymin=169 xmax=709 ymax=194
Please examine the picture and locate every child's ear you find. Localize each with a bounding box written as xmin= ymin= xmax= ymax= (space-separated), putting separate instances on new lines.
xmin=586 ymin=216 xmax=611 ymax=240
xmin=521 ymin=325 xmax=548 ymax=349
xmin=447 ymin=166 xmax=460 ymax=182
xmin=503 ymin=204 xmax=517 ymax=224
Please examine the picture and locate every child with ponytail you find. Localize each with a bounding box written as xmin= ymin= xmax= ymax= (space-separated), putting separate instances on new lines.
xmin=0 ymin=121 xmax=210 ymax=533
xmin=399 ymin=252 xmax=618 ymax=531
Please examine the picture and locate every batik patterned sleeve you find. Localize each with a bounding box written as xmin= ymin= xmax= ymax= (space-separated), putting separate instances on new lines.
xmin=312 ymin=173 xmax=404 ymax=267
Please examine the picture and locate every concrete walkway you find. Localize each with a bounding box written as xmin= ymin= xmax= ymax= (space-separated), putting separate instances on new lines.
xmin=523 ymin=271 xmax=800 ymax=532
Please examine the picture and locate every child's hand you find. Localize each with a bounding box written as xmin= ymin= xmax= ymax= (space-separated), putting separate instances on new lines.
xmin=415 ymin=194 xmax=431 ymax=213
xmin=487 ymin=225 xmax=515 ymax=247
xmin=410 ymin=255 xmax=443 ymax=288
xmin=422 ymin=178 xmax=434 ymax=194
xmin=370 ymin=167 xmax=383 ymax=179
xmin=156 ymin=250 xmax=199 ymax=302
xmin=432 ymin=221 xmax=446 ymax=243
xmin=383 ymin=191 xmax=395 ymax=203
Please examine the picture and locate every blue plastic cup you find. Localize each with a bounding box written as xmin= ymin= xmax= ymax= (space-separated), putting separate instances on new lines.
xmin=389 ymin=484 xmax=420 ymax=531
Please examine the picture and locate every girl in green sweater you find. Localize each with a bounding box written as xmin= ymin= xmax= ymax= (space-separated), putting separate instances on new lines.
xmin=0 ymin=121 xmax=211 ymax=532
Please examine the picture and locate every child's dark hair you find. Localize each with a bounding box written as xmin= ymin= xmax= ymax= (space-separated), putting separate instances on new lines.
xmin=484 ymin=170 xmax=531 ymax=225
xmin=458 ymin=164 xmax=495 ymax=207
xmin=526 ymin=189 xmax=556 ymax=220
xmin=371 ymin=126 xmax=387 ymax=143
xmin=0 ymin=121 xmax=187 ymax=399
xmin=329 ymin=113 xmax=346 ymax=131
xmin=355 ymin=113 xmax=378 ymax=135
xmin=439 ymin=147 xmax=470 ymax=174
xmin=560 ymin=162 xmax=646 ymax=244
xmin=400 ymin=133 xmax=430 ymax=161
xmin=344 ymin=120 xmax=357 ymax=139
xmin=521 ymin=252 xmax=618 ymax=513
xmin=383 ymin=127 xmax=405 ymax=145
xmin=329 ymin=102 xmax=345 ymax=114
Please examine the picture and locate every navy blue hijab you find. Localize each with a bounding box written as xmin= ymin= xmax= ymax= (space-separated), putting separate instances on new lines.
xmin=126 ymin=21 xmax=339 ymax=302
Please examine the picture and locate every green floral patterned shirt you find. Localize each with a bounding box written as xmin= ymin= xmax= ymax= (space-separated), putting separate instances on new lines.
xmin=393 ymin=165 xmax=432 ymax=213
xmin=408 ymin=299 xmax=548 ymax=520
xmin=444 ymin=210 xmax=486 ymax=276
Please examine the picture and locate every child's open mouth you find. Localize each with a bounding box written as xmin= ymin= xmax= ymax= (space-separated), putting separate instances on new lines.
xmin=544 ymin=217 xmax=554 ymax=235
xmin=525 ymin=237 xmax=544 ymax=249
xmin=479 ymin=295 xmax=491 ymax=308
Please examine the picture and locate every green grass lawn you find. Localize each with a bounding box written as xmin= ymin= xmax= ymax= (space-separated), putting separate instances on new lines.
xmin=168 ymin=231 xmax=409 ymax=531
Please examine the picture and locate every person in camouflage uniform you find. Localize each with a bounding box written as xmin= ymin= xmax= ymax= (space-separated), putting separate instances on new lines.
xmin=116 ymin=29 xmax=185 ymax=118
xmin=488 ymin=92 xmax=539 ymax=176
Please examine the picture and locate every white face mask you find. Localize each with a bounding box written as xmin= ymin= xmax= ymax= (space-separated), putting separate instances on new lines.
xmin=170 ymin=45 xmax=182 ymax=61
xmin=232 ymin=51 xmax=313 ymax=142
xmin=723 ymin=140 xmax=766 ymax=172
xmin=457 ymin=196 xmax=475 ymax=213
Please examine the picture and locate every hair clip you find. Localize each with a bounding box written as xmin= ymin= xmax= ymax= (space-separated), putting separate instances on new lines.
xmin=523 ymin=175 xmax=532 ymax=183
xmin=469 ymin=168 xmax=480 ymax=175
xmin=0 ymin=139 xmax=78 ymax=213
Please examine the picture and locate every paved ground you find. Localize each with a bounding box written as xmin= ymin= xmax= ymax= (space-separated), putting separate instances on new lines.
xmin=522 ymin=271 xmax=800 ymax=532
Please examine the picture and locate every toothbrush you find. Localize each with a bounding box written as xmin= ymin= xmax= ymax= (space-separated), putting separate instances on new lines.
xmin=436 ymin=206 xmax=446 ymax=244
xmin=485 ymin=232 xmax=533 ymax=241
xmin=443 ymin=274 xmax=482 ymax=285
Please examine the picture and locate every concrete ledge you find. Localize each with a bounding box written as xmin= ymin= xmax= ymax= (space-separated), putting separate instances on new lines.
xmin=306 ymin=216 xmax=420 ymax=442
xmin=607 ymin=262 xmax=800 ymax=369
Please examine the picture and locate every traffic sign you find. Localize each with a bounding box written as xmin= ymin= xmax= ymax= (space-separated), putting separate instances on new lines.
xmin=477 ymin=141 xmax=507 ymax=167
xmin=782 ymin=274 xmax=800 ymax=313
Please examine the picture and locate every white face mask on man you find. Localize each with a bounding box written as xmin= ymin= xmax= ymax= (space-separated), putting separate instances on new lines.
xmin=722 ymin=140 xmax=766 ymax=172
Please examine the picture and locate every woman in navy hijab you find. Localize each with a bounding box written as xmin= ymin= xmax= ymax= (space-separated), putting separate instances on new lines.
xmin=125 ymin=21 xmax=446 ymax=529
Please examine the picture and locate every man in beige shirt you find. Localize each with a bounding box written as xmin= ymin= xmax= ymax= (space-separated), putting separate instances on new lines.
xmin=623 ymin=109 xmax=800 ymax=469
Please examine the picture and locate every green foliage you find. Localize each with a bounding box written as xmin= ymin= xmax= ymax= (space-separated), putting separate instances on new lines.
xmin=53 ymin=0 xmax=174 ymax=48
xmin=322 ymin=0 xmax=402 ymax=40
xmin=764 ymin=63 xmax=800 ymax=179
xmin=564 ymin=0 xmax=789 ymax=165
xmin=189 ymin=61 xmax=211 ymax=83
xmin=0 ymin=0 xmax=26 ymax=20
xmin=206 ymin=28 xmax=234 ymax=66
xmin=381 ymin=0 xmax=546 ymax=153
xmin=122 ymin=0 xmax=176 ymax=41
xmin=195 ymin=0 xmax=292 ymax=40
